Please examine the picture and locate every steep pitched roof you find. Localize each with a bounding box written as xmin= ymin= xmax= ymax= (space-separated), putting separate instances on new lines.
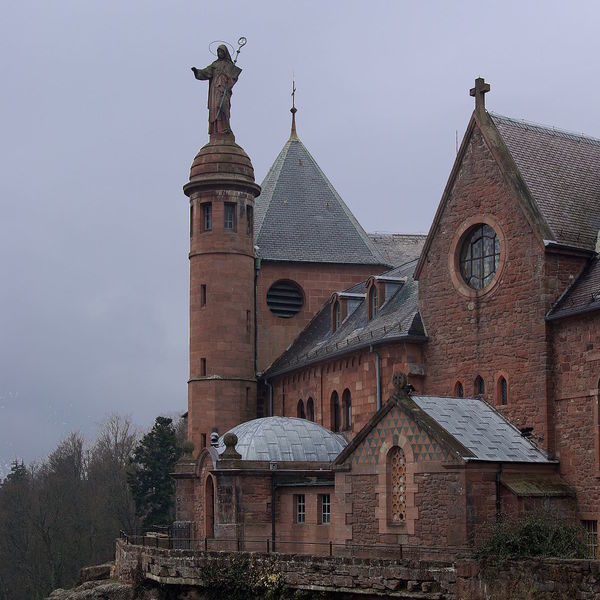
xmin=264 ymin=260 xmax=425 ymax=377
xmin=254 ymin=135 xmax=387 ymax=265
xmin=368 ymin=233 xmax=426 ymax=267
xmin=547 ymin=255 xmax=600 ymax=320
xmin=335 ymin=390 xmax=554 ymax=467
xmin=491 ymin=114 xmax=600 ymax=252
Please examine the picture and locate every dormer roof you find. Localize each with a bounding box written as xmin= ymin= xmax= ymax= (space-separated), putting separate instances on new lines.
xmin=254 ymin=135 xmax=388 ymax=266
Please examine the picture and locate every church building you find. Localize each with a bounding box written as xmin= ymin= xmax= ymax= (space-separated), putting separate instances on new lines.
xmin=173 ymin=75 xmax=600 ymax=558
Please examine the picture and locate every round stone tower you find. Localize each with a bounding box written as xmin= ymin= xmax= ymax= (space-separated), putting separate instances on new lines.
xmin=183 ymin=132 xmax=261 ymax=454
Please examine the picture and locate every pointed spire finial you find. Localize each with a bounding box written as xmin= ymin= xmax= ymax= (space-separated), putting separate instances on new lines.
xmin=290 ymin=77 xmax=298 ymax=139
xmin=470 ymin=77 xmax=490 ymax=114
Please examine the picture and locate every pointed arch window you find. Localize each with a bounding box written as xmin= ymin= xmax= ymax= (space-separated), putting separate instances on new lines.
xmin=387 ymin=446 xmax=406 ymax=525
xmin=306 ymin=397 xmax=315 ymax=422
xmin=368 ymin=285 xmax=378 ymax=320
xmin=342 ymin=389 xmax=352 ymax=430
xmin=497 ymin=376 xmax=508 ymax=405
xmin=454 ymin=381 xmax=464 ymax=398
xmin=475 ymin=375 xmax=485 ymax=396
xmin=331 ymin=391 xmax=340 ymax=432
xmin=297 ymin=399 xmax=305 ymax=419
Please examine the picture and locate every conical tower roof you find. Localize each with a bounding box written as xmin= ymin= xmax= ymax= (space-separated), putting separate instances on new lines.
xmin=254 ymin=118 xmax=387 ymax=265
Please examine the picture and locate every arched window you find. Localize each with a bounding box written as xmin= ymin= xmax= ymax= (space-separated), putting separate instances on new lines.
xmin=306 ymin=397 xmax=314 ymax=421
xmin=387 ymin=447 xmax=406 ymax=525
xmin=333 ymin=301 xmax=341 ymax=332
xmin=205 ymin=475 xmax=215 ymax=538
xmin=369 ymin=285 xmax=378 ymax=320
xmin=454 ymin=381 xmax=464 ymax=398
xmin=297 ymin=399 xmax=305 ymax=419
xmin=331 ymin=391 xmax=340 ymax=432
xmin=475 ymin=375 xmax=485 ymax=396
xmin=342 ymin=389 xmax=352 ymax=430
xmin=497 ymin=376 xmax=508 ymax=405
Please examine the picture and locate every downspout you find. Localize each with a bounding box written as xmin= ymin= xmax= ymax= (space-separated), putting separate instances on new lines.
xmin=254 ymin=256 xmax=261 ymax=377
xmin=495 ymin=463 xmax=503 ymax=521
xmin=370 ymin=345 xmax=382 ymax=410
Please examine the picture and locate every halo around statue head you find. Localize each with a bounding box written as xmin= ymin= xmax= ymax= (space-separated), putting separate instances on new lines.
xmin=209 ymin=40 xmax=235 ymax=57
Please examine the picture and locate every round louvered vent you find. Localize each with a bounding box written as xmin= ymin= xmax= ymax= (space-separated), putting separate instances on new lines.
xmin=266 ymin=280 xmax=304 ymax=318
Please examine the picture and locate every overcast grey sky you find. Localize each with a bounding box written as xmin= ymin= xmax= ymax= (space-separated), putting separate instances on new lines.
xmin=2 ymin=1 xmax=599 ymax=475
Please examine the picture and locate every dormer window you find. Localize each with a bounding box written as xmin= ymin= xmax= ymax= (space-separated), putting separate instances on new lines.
xmin=333 ymin=300 xmax=341 ymax=332
xmin=369 ymin=285 xmax=378 ymax=320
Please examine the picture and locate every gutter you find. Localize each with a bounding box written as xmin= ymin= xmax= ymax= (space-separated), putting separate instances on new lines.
xmin=254 ymin=256 xmax=261 ymax=376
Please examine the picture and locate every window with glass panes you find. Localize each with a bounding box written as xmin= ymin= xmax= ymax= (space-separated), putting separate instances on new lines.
xmin=224 ymin=202 xmax=236 ymax=231
xmin=203 ymin=203 xmax=212 ymax=231
xmin=459 ymin=224 xmax=500 ymax=290
xmin=584 ymin=520 xmax=598 ymax=558
xmin=319 ymin=494 xmax=331 ymax=524
xmin=295 ymin=494 xmax=305 ymax=524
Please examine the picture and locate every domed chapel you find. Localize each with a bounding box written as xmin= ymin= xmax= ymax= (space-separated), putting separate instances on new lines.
xmin=173 ymin=65 xmax=600 ymax=558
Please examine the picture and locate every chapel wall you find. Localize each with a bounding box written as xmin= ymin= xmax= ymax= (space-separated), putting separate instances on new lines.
xmin=257 ymin=262 xmax=384 ymax=372
xmin=550 ymin=311 xmax=600 ymax=521
xmin=418 ymin=124 xmax=555 ymax=447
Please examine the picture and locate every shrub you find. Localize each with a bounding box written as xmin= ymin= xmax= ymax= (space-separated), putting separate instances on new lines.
xmin=476 ymin=511 xmax=587 ymax=559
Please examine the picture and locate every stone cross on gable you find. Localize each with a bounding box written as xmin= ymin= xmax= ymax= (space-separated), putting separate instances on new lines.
xmin=470 ymin=77 xmax=490 ymax=113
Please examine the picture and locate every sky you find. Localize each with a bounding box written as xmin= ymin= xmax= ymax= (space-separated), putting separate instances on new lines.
xmin=2 ymin=1 xmax=600 ymax=476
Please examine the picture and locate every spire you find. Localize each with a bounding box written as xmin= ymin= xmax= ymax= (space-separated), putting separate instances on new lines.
xmin=290 ymin=78 xmax=298 ymax=140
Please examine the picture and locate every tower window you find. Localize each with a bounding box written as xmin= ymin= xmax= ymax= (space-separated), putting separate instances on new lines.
xmin=201 ymin=285 xmax=207 ymax=307
xmin=224 ymin=203 xmax=236 ymax=231
xmin=190 ymin=204 xmax=194 ymax=237
xmin=246 ymin=310 xmax=251 ymax=333
xmin=203 ymin=203 xmax=212 ymax=231
xmin=297 ymin=399 xmax=305 ymax=419
xmin=319 ymin=494 xmax=331 ymax=525
xmin=295 ymin=494 xmax=305 ymax=524
xmin=306 ymin=397 xmax=314 ymax=421
xmin=342 ymin=389 xmax=352 ymax=430
xmin=246 ymin=205 xmax=253 ymax=235
xmin=201 ymin=358 xmax=207 ymax=376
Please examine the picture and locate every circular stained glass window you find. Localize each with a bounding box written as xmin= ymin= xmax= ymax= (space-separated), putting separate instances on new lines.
xmin=266 ymin=280 xmax=304 ymax=318
xmin=459 ymin=224 xmax=500 ymax=290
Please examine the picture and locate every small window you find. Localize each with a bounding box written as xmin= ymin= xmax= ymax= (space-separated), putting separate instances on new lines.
xmin=246 ymin=205 xmax=253 ymax=235
xmin=201 ymin=284 xmax=207 ymax=307
xmin=333 ymin=301 xmax=341 ymax=332
xmin=297 ymin=399 xmax=305 ymax=419
xmin=498 ymin=376 xmax=508 ymax=405
xmin=201 ymin=358 xmax=207 ymax=376
xmin=319 ymin=494 xmax=331 ymax=525
xmin=246 ymin=310 xmax=251 ymax=333
xmin=203 ymin=203 xmax=212 ymax=231
xmin=306 ymin=397 xmax=314 ymax=421
xmin=224 ymin=202 xmax=236 ymax=231
xmin=295 ymin=494 xmax=305 ymax=524
xmin=475 ymin=375 xmax=484 ymax=396
xmin=369 ymin=285 xmax=378 ymax=320
xmin=584 ymin=520 xmax=598 ymax=558
xmin=331 ymin=391 xmax=340 ymax=432
xmin=190 ymin=204 xmax=194 ymax=237
xmin=342 ymin=389 xmax=352 ymax=430
xmin=455 ymin=381 xmax=464 ymax=398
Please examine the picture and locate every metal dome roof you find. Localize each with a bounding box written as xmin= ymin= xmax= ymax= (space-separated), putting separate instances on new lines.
xmin=218 ymin=417 xmax=347 ymax=462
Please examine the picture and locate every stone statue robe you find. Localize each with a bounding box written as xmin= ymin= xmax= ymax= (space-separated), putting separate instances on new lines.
xmin=193 ymin=45 xmax=242 ymax=135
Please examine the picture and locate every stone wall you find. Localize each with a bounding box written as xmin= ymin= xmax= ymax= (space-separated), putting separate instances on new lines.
xmin=116 ymin=540 xmax=600 ymax=599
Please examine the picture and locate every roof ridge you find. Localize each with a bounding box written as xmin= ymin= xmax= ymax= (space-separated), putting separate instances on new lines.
xmin=490 ymin=112 xmax=600 ymax=147
xmin=254 ymin=138 xmax=294 ymax=239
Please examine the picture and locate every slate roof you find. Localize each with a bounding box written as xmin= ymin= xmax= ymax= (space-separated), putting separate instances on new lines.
xmin=412 ymin=396 xmax=553 ymax=463
xmin=547 ymin=255 xmax=600 ymax=320
xmin=265 ymin=260 xmax=424 ymax=377
xmin=254 ymin=135 xmax=387 ymax=265
xmin=491 ymin=113 xmax=600 ymax=251
xmin=368 ymin=233 xmax=426 ymax=267
xmin=218 ymin=416 xmax=347 ymax=462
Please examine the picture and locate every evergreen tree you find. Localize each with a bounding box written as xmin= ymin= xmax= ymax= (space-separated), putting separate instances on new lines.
xmin=127 ymin=416 xmax=182 ymax=529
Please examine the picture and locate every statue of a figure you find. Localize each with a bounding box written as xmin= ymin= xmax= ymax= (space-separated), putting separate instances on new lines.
xmin=192 ymin=45 xmax=242 ymax=136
